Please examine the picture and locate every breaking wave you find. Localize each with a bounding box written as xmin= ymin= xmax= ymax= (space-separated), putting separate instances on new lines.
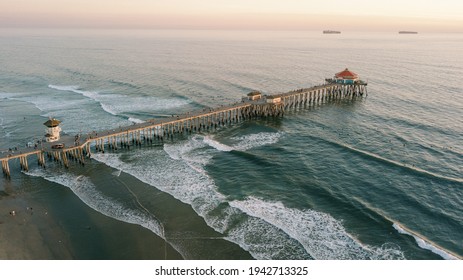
xmin=230 ymin=197 xmax=405 ymax=260
xmin=48 ymin=84 xmax=192 ymax=119
xmin=92 ymin=132 xmax=405 ymax=259
xmin=27 ymin=168 xmax=165 ymax=237
xmin=202 ymin=132 xmax=283 ymax=152
xmin=393 ymin=222 xmax=460 ymax=260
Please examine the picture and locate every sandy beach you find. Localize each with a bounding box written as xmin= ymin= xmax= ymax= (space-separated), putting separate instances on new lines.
xmin=0 ymin=180 xmax=182 ymax=260
xmin=0 ymin=193 xmax=73 ymax=259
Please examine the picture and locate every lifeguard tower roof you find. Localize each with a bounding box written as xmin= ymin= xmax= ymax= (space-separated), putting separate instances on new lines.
xmin=44 ymin=118 xmax=61 ymax=127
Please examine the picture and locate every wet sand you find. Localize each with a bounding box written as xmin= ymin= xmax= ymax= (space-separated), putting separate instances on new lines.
xmin=0 ymin=157 xmax=253 ymax=260
xmin=0 ymin=194 xmax=73 ymax=259
xmin=0 ymin=183 xmax=182 ymax=260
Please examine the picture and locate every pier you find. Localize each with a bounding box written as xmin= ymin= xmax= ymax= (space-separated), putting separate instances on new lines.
xmin=1 ymin=78 xmax=367 ymax=180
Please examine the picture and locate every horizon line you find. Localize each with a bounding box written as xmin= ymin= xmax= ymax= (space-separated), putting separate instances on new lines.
xmin=1 ymin=27 xmax=463 ymax=34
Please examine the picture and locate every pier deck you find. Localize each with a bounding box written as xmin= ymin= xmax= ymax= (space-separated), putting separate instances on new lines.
xmin=1 ymin=82 xmax=366 ymax=179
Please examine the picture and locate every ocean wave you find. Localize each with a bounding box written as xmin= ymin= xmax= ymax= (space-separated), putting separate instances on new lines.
xmin=0 ymin=117 xmax=6 ymax=138
xmin=230 ymin=197 xmax=405 ymax=260
xmin=91 ymin=149 xmax=309 ymax=259
xmin=109 ymin=79 xmax=142 ymax=90
xmin=202 ymin=132 xmax=283 ymax=152
xmin=317 ymin=137 xmax=463 ymax=184
xmin=48 ymin=84 xmax=100 ymax=100
xmin=393 ymin=223 xmax=460 ymax=260
xmin=354 ymin=197 xmax=461 ymax=260
xmin=48 ymin=84 xmax=192 ymax=119
xmin=203 ymin=136 xmax=234 ymax=152
xmin=25 ymin=168 xmax=187 ymax=257
xmin=128 ymin=117 xmax=145 ymax=124
xmin=48 ymin=84 xmax=117 ymax=116
xmin=372 ymin=113 xmax=460 ymax=140
xmin=1 ymin=92 xmax=75 ymax=112
xmin=26 ymin=168 xmax=164 ymax=236
xmin=92 ymin=132 xmax=405 ymax=259
xmin=231 ymin=132 xmax=283 ymax=151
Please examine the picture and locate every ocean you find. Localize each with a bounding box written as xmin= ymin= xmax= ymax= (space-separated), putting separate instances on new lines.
xmin=0 ymin=29 xmax=462 ymax=260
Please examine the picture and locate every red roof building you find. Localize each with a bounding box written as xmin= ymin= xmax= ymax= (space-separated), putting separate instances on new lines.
xmin=335 ymin=68 xmax=359 ymax=79
xmin=333 ymin=68 xmax=360 ymax=84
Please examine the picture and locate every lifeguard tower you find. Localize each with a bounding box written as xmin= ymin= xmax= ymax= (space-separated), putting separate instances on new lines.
xmin=44 ymin=118 xmax=62 ymax=142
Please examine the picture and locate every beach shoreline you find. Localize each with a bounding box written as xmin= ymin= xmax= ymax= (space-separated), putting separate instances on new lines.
xmin=0 ymin=181 xmax=182 ymax=260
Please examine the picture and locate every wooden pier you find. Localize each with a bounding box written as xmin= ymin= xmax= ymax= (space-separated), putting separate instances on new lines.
xmin=1 ymin=81 xmax=366 ymax=179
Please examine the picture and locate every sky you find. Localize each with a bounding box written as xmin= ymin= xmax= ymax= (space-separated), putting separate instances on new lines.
xmin=1 ymin=0 xmax=462 ymax=32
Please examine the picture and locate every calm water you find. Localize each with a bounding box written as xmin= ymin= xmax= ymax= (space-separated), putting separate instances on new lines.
xmin=0 ymin=29 xmax=462 ymax=259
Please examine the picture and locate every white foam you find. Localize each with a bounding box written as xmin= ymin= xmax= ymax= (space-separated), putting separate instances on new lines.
xmin=48 ymin=84 xmax=192 ymax=121
xmin=92 ymin=142 xmax=312 ymax=259
xmin=202 ymin=132 xmax=283 ymax=153
xmin=2 ymin=92 xmax=80 ymax=112
xmin=164 ymin=135 xmax=213 ymax=171
xmin=48 ymin=84 xmax=79 ymax=92
xmin=27 ymin=168 xmax=164 ymax=237
xmin=25 ymin=168 xmax=195 ymax=257
xmin=111 ymin=169 xmax=122 ymax=177
xmin=230 ymin=197 xmax=405 ymax=260
xmin=49 ymin=84 xmax=100 ymax=100
xmin=128 ymin=117 xmax=145 ymax=124
xmin=99 ymin=103 xmax=118 ymax=116
xmin=354 ymin=197 xmax=460 ymax=260
xmin=49 ymin=84 xmax=117 ymax=116
xmin=231 ymin=132 xmax=283 ymax=151
xmin=92 ymin=133 xmax=405 ymax=259
xmin=393 ymin=223 xmax=460 ymax=260
xmin=1 ymin=91 xmax=118 ymax=136
xmin=203 ymin=135 xmax=233 ymax=152
xmin=0 ymin=117 xmax=7 ymax=138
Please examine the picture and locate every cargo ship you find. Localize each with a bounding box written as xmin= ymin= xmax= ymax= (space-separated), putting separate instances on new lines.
xmin=323 ymin=30 xmax=341 ymax=34
xmin=399 ymin=31 xmax=418 ymax=34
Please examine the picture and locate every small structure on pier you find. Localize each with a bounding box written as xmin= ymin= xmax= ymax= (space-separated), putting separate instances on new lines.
xmin=326 ymin=68 xmax=367 ymax=85
xmin=333 ymin=68 xmax=359 ymax=84
xmin=245 ymin=91 xmax=262 ymax=101
xmin=44 ymin=118 xmax=62 ymax=142
xmin=266 ymin=95 xmax=282 ymax=104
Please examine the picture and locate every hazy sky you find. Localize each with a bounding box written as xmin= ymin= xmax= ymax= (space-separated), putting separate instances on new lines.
xmin=1 ymin=0 xmax=462 ymax=31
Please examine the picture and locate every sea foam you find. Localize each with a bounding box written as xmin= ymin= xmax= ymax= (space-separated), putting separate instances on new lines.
xmin=48 ymin=84 xmax=192 ymax=117
xmin=92 ymin=148 xmax=309 ymax=259
xmin=393 ymin=223 xmax=460 ymax=260
xmin=27 ymin=168 xmax=164 ymax=237
xmin=25 ymin=167 xmax=194 ymax=258
xmin=230 ymin=197 xmax=405 ymax=260
xmin=202 ymin=132 xmax=283 ymax=152
xmin=355 ymin=197 xmax=461 ymax=260
xmin=92 ymin=132 xmax=405 ymax=259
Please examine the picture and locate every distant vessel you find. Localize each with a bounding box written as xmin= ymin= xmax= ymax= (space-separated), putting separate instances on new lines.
xmin=399 ymin=31 xmax=418 ymax=34
xmin=323 ymin=30 xmax=341 ymax=34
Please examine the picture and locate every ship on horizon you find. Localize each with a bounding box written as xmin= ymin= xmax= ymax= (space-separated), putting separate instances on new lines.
xmin=399 ymin=31 xmax=418 ymax=34
xmin=323 ymin=30 xmax=341 ymax=34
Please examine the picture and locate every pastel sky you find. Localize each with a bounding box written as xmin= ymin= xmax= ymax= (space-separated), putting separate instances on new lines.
xmin=1 ymin=0 xmax=462 ymax=31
